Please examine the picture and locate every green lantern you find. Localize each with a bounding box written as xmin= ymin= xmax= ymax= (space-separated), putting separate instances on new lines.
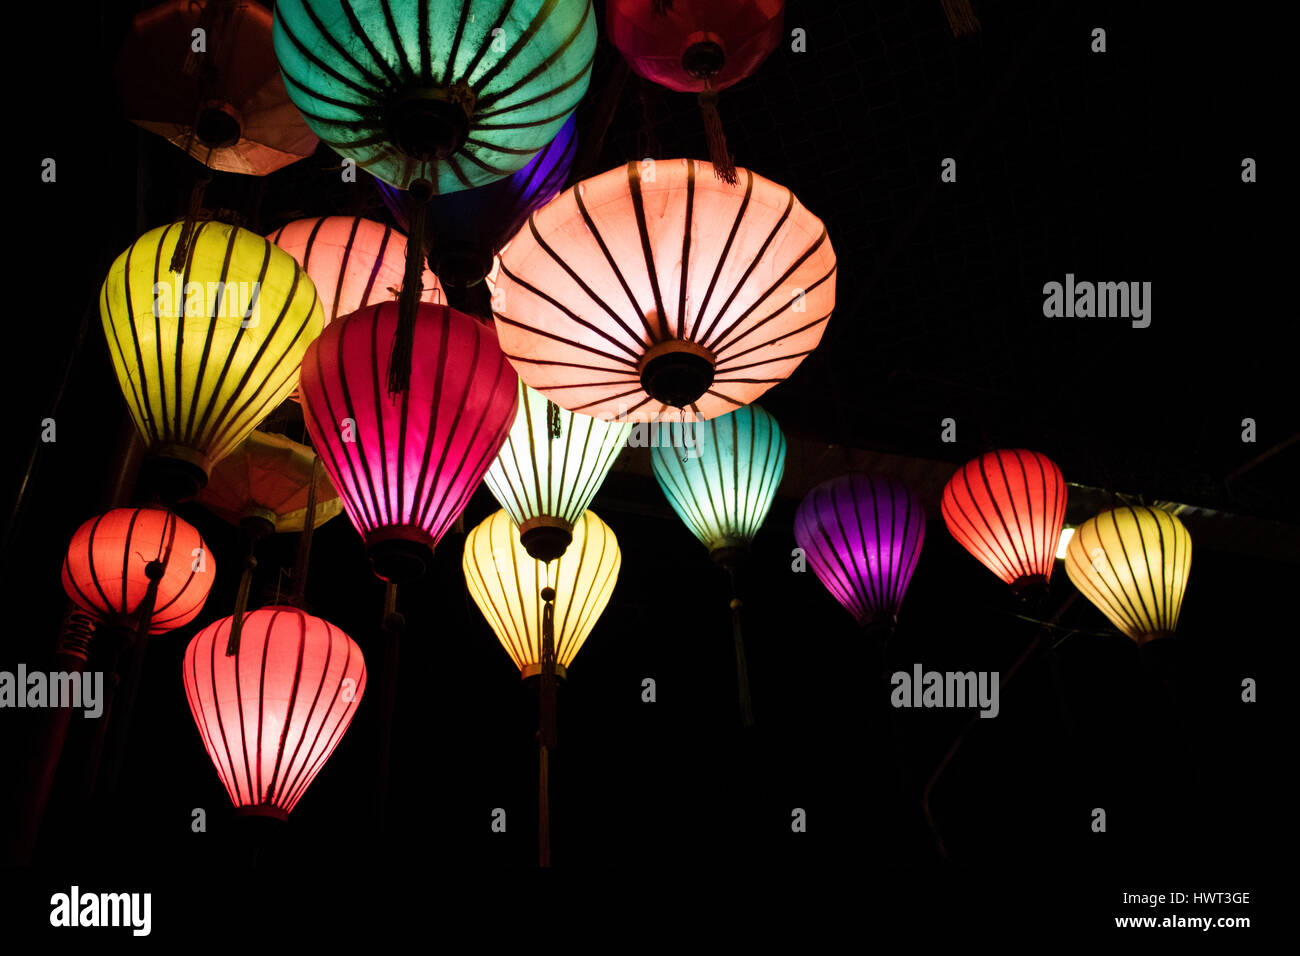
xmin=651 ymin=404 xmax=786 ymax=726
xmin=273 ymin=0 xmax=596 ymax=195
xmin=483 ymin=383 xmax=632 ymax=563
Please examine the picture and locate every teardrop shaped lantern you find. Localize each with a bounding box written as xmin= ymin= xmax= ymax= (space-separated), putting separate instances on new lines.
xmin=651 ymin=403 xmax=786 ymax=561
xmin=1064 ymin=506 xmax=1192 ymax=645
xmin=100 ymin=221 xmax=324 ymax=501
xmin=118 ymin=0 xmax=318 ymax=176
xmin=607 ymin=0 xmax=785 ymax=183
xmin=941 ymin=449 xmax=1068 ymax=598
xmin=197 ymin=429 xmax=342 ymax=534
xmin=62 ymin=507 xmax=214 ymax=634
xmin=378 ymin=113 xmax=578 ymax=302
xmin=463 ymin=508 xmax=621 ymax=676
xmin=299 ymin=301 xmax=518 ymax=583
xmin=272 ymin=0 xmax=596 ymax=195
xmin=267 ymin=216 xmax=442 ymax=330
xmin=182 ymin=606 xmax=366 ymax=819
xmin=793 ymin=474 xmax=926 ymax=631
xmin=482 ymin=383 xmax=631 ymax=562
xmin=494 ymin=159 xmax=836 ymax=421
xmin=651 ymin=403 xmax=785 ymax=726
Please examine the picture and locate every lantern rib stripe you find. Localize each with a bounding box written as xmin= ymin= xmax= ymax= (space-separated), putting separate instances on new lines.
xmin=977 ymin=456 xmax=1026 ymax=580
xmin=416 ymin=0 xmax=432 ymax=80
xmin=688 ymin=169 xmax=753 ymax=343
xmin=277 ymin=10 xmax=379 ymax=103
xmin=497 ymin=254 xmax=641 ymax=362
xmin=574 ymin=178 xmax=658 ymax=343
xmin=1110 ymin=508 xmax=1151 ymax=633
xmin=414 ymin=316 xmax=470 ymax=530
xmin=697 ymin=190 xmax=795 ymax=346
xmin=273 ymin=612 xmax=324 ymax=809
xmin=479 ymin=1 xmax=593 ymax=109
xmin=714 ymin=288 xmax=835 ymax=364
xmin=677 ymin=161 xmax=696 ymax=340
xmin=264 ymin=609 xmax=306 ymax=806
xmin=182 ymin=224 xmax=237 ymax=439
xmin=709 ymin=224 xmax=828 ymax=354
xmin=208 ymin=621 xmax=245 ymax=804
xmin=444 ymin=1 xmax=470 ymax=88
xmin=468 ymin=0 xmax=555 ymax=95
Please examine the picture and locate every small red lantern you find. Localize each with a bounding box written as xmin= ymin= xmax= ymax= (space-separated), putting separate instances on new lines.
xmin=607 ymin=0 xmax=785 ymax=182
xmin=61 ymin=507 xmax=214 ymax=634
xmin=182 ymin=606 xmax=366 ymax=819
xmin=941 ymin=449 xmax=1068 ymax=597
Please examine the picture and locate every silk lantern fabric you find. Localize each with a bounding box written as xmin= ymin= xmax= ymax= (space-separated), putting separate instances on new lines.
xmin=493 ymin=159 xmax=836 ymax=421
xmin=62 ymin=507 xmax=213 ymax=634
xmin=377 ymin=113 xmax=578 ymax=291
xmin=298 ymin=301 xmax=518 ymax=582
xmin=1064 ymin=506 xmax=1192 ymax=645
xmin=463 ymin=509 xmax=620 ymax=676
xmin=100 ymin=220 xmax=324 ymax=489
xmin=197 ymin=430 xmax=342 ymax=534
xmin=651 ymin=403 xmax=785 ymax=557
xmin=483 ymin=382 xmax=632 ymax=561
xmin=183 ymin=606 xmax=366 ymax=819
xmin=117 ymin=0 xmax=318 ymax=176
xmin=794 ymin=474 xmax=926 ymax=628
xmin=941 ymin=449 xmax=1067 ymax=594
xmin=607 ymin=0 xmax=786 ymax=94
xmin=267 ymin=216 xmax=442 ymax=328
xmin=273 ymin=0 xmax=596 ymax=193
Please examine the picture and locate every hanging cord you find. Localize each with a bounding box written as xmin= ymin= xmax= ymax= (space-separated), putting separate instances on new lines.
xmin=538 ymin=584 xmax=557 ymax=867
xmin=225 ymin=523 xmax=265 ymax=656
xmin=941 ymin=0 xmax=982 ymax=38
xmin=289 ymin=456 xmax=321 ymax=606
xmin=698 ymin=80 xmax=737 ymax=185
xmin=388 ymin=182 xmax=432 ymax=396
xmin=169 ymin=151 xmax=215 ymax=274
xmin=374 ymin=582 xmax=404 ymax=833
xmin=547 ymin=400 xmax=562 ymax=440
xmin=921 ymin=592 xmax=1077 ymax=860
xmin=725 ymin=562 xmax=754 ymax=727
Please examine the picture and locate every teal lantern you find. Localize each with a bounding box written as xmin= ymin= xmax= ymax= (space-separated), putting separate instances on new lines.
xmin=650 ymin=404 xmax=787 ymax=726
xmin=272 ymin=0 xmax=596 ymax=195
xmin=483 ymin=384 xmax=632 ymax=562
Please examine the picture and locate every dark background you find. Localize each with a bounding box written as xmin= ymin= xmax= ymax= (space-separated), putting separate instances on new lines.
xmin=1 ymin=0 xmax=1287 ymax=939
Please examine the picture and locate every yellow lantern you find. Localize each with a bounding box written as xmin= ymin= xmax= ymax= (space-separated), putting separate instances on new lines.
xmin=463 ymin=508 xmax=620 ymax=678
xmin=100 ymin=220 xmax=324 ymax=500
xmin=1064 ymin=506 xmax=1192 ymax=644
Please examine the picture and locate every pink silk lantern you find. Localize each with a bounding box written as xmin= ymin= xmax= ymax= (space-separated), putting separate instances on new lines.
xmin=298 ymin=301 xmax=518 ymax=583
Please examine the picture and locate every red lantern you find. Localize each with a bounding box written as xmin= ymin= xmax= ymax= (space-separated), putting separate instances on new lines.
xmin=607 ymin=0 xmax=786 ymax=182
xmin=299 ymin=302 xmax=519 ymax=583
xmin=941 ymin=449 xmax=1068 ymax=597
xmin=182 ymin=606 xmax=366 ymax=819
xmin=61 ymin=507 xmax=213 ymax=634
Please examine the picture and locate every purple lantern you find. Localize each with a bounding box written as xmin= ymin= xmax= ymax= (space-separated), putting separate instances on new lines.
xmin=793 ymin=474 xmax=926 ymax=630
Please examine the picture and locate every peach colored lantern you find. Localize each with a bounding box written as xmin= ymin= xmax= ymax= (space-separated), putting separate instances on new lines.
xmin=493 ymin=159 xmax=836 ymax=421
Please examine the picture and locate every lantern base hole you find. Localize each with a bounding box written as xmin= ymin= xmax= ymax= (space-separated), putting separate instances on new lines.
xmin=1010 ymin=574 xmax=1050 ymax=601
xmin=368 ymin=537 xmax=432 ymax=584
xmin=140 ymin=455 xmax=207 ymax=505
xmin=682 ymin=39 xmax=726 ymax=79
xmin=520 ymin=525 xmax=573 ymax=563
xmin=387 ymin=93 xmax=470 ymax=163
xmin=640 ymin=349 xmax=714 ymax=409
xmin=196 ymin=106 xmax=241 ymax=149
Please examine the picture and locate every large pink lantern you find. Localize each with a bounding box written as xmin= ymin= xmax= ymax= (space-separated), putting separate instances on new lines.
xmin=298 ymin=301 xmax=518 ymax=582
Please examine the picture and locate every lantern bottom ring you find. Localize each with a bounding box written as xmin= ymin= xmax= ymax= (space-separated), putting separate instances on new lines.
xmin=709 ymin=545 xmax=747 ymax=570
xmin=638 ymin=339 xmax=716 ymax=409
xmin=519 ymin=516 xmax=574 ymax=563
xmin=143 ymin=445 xmax=211 ymax=503
xmin=365 ymin=526 xmax=435 ymax=584
xmin=1009 ymin=574 xmax=1050 ymax=600
xmin=386 ymin=89 xmax=471 ymax=166
xmin=234 ymin=805 xmax=289 ymax=823
xmin=521 ymin=661 xmax=568 ymax=682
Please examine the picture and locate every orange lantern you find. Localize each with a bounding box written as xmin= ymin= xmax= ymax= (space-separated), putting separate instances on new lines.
xmin=494 ymin=159 xmax=836 ymax=421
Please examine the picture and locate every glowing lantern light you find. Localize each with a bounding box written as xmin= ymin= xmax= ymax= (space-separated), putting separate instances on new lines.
xmin=482 ymin=383 xmax=631 ymax=562
xmin=117 ymin=0 xmax=318 ymax=176
xmin=100 ymin=221 xmax=324 ymax=501
xmin=378 ymin=114 xmax=578 ymax=306
xmin=62 ymin=507 xmax=214 ymax=634
xmin=197 ymin=429 xmax=341 ymax=534
xmin=794 ymin=474 xmax=925 ymax=630
xmin=1064 ymin=506 xmax=1192 ymax=645
xmin=607 ymin=0 xmax=785 ymax=183
xmin=494 ymin=159 xmax=836 ymax=421
xmin=651 ymin=403 xmax=785 ymax=726
xmin=266 ymin=217 xmax=442 ymax=329
xmin=182 ymin=606 xmax=366 ymax=819
xmin=272 ymin=0 xmax=595 ymax=196
xmin=298 ymin=302 xmax=518 ymax=583
xmin=651 ymin=404 xmax=785 ymax=560
xmin=941 ymin=449 xmax=1068 ymax=597
xmin=463 ymin=509 xmax=621 ymax=676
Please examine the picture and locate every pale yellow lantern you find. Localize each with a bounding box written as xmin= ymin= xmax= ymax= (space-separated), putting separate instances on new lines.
xmin=463 ymin=508 xmax=620 ymax=678
xmin=1064 ymin=506 xmax=1192 ymax=644
xmin=100 ymin=220 xmax=324 ymax=499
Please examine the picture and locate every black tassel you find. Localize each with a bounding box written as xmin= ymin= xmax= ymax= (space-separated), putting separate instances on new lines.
xmin=941 ymin=0 xmax=981 ymax=37
xmin=388 ymin=181 xmax=432 ymax=397
xmin=547 ymin=399 xmax=562 ymax=439
xmin=698 ymin=86 xmax=737 ymax=185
